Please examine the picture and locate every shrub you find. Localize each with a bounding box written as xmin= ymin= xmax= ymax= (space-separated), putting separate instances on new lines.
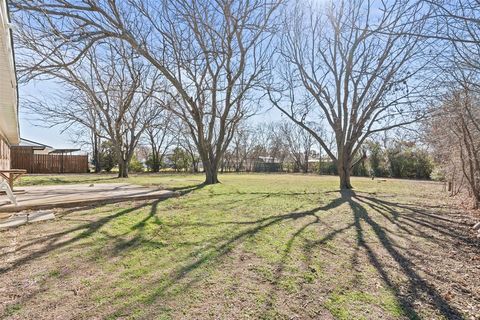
xmin=98 ymin=141 xmax=117 ymax=172
xmin=128 ymin=155 xmax=144 ymax=173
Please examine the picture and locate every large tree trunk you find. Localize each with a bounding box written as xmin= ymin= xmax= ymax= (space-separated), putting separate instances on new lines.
xmin=117 ymin=150 xmax=131 ymax=178
xmin=115 ymin=143 xmax=129 ymax=178
xmin=337 ymin=153 xmax=353 ymax=189
xmin=118 ymin=159 xmax=129 ymax=178
xmin=152 ymin=151 xmax=160 ymax=173
xmin=338 ymin=168 xmax=352 ymax=189
xmin=203 ymin=161 xmax=219 ymax=184
xmin=94 ymin=155 xmax=101 ymax=173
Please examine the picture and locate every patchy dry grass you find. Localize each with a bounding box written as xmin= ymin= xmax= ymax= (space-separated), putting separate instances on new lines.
xmin=1 ymin=174 xmax=479 ymax=319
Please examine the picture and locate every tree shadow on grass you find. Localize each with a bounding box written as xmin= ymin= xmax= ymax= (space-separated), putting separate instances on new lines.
xmin=168 ymin=183 xmax=207 ymax=195
xmin=0 ymin=198 xmax=170 ymax=275
xmin=1 ymin=186 xmax=471 ymax=319
xmin=0 ymin=183 xmax=214 ymax=277
xmin=107 ymin=196 xmax=351 ymax=319
xmin=260 ymin=194 xmax=355 ymax=318
xmin=100 ymin=188 xmax=468 ymax=319
xmin=348 ymin=191 xmax=466 ymax=320
xmin=259 ymin=190 xmax=467 ymax=319
xmin=0 ymin=198 xmax=177 ymax=319
xmin=357 ymin=194 xmax=478 ymax=248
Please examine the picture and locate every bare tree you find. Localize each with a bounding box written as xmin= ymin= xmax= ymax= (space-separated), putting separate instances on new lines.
xmin=11 ymin=0 xmax=282 ymax=184
xmin=440 ymin=0 xmax=480 ymax=76
xmin=229 ymin=123 xmax=254 ymax=172
xmin=29 ymin=99 xmax=104 ymax=173
xmin=247 ymin=123 xmax=270 ymax=170
xmin=268 ymin=0 xmax=432 ymax=188
xmin=177 ymin=123 xmax=201 ymax=173
xmin=144 ymin=110 xmax=175 ymax=173
xmin=280 ymin=121 xmax=316 ymax=173
xmin=420 ymin=1 xmax=479 ymax=44
xmin=70 ymin=118 xmax=103 ymax=173
xmin=21 ymin=41 xmax=163 ymax=177
xmin=412 ymin=1 xmax=479 ymax=92
xmin=267 ymin=122 xmax=289 ymax=165
xmin=403 ymin=1 xmax=480 ymax=206
xmin=427 ymin=86 xmax=480 ymax=208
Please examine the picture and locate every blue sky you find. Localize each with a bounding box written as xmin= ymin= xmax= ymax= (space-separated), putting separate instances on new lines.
xmin=18 ymin=81 xmax=78 ymax=149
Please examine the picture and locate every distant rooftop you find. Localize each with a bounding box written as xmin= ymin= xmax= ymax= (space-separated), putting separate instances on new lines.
xmin=14 ymin=138 xmax=83 ymax=154
xmin=15 ymin=138 xmax=52 ymax=150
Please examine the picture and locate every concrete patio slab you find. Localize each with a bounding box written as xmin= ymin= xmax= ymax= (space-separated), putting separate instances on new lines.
xmin=0 ymin=210 xmax=55 ymax=229
xmin=0 ymin=183 xmax=179 ymax=213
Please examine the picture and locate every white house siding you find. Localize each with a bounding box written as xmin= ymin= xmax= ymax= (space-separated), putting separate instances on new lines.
xmin=0 ymin=0 xmax=20 ymax=146
xmin=0 ymin=0 xmax=19 ymax=171
xmin=0 ymin=135 xmax=10 ymax=170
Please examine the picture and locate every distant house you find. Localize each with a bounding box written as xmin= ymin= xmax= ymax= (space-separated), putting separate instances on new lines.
xmin=12 ymin=138 xmax=81 ymax=155
xmin=13 ymin=138 xmax=53 ymax=154
xmin=257 ymin=156 xmax=282 ymax=164
xmin=254 ymin=156 xmax=283 ymax=172
xmin=0 ymin=0 xmax=20 ymax=170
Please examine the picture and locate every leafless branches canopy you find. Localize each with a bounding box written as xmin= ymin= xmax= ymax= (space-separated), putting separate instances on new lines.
xmin=19 ymin=38 xmax=163 ymax=177
xmin=268 ymin=0 xmax=431 ymax=188
xmin=12 ymin=0 xmax=282 ymax=184
xmin=427 ymin=87 xmax=480 ymax=208
xmin=418 ymin=0 xmax=480 ymax=206
xmin=15 ymin=0 xmax=477 ymax=190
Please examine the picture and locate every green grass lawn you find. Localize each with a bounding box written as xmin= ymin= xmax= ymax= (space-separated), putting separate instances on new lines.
xmin=16 ymin=172 xmax=200 ymax=189
xmin=1 ymin=174 xmax=479 ymax=319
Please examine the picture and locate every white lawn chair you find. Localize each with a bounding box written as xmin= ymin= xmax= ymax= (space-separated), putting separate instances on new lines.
xmin=0 ymin=178 xmax=17 ymax=206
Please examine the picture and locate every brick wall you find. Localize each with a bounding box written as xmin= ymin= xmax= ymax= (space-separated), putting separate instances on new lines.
xmin=0 ymin=136 xmax=10 ymax=170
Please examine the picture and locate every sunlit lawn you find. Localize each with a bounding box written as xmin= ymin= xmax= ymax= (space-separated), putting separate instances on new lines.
xmin=17 ymin=172 xmax=200 ymax=190
xmin=1 ymin=174 xmax=478 ymax=319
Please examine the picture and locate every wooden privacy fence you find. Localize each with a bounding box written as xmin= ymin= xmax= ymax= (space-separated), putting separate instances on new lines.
xmin=11 ymin=150 xmax=88 ymax=174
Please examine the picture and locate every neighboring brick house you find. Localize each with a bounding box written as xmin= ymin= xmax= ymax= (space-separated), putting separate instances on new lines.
xmin=0 ymin=0 xmax=20 ymax=170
